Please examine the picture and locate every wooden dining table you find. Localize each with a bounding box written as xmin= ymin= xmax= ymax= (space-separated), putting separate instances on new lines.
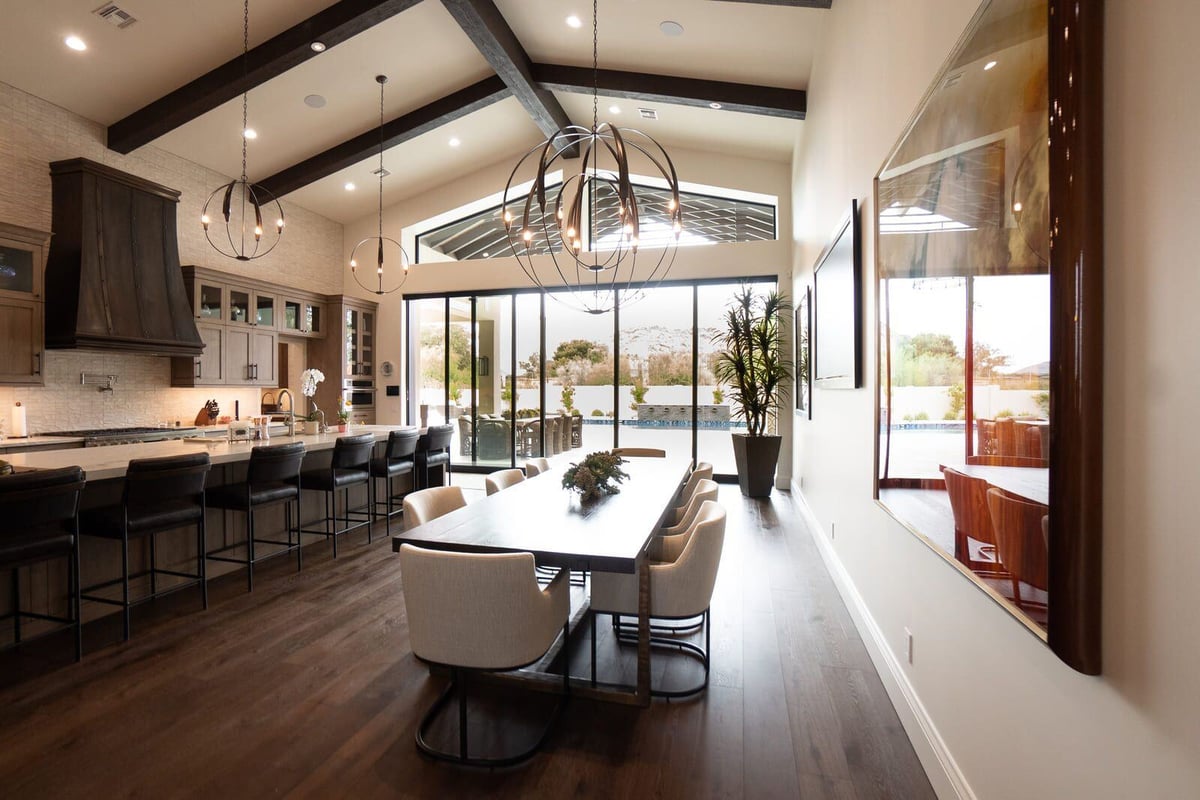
xmin=943 ymin=463 xmax=1049 ymax=507
xmin=391 ymin=456 xmax=692 ymax=706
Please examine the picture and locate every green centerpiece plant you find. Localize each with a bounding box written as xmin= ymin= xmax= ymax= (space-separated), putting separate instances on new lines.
xmin=562 ymin=451 xmax=629 ymax=503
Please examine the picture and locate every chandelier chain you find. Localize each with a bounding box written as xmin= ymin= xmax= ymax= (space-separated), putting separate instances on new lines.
xmin=240 ymin=0 xmax=249 ymax=181
xmin=591 ymin=0 xmax=598 ymax=132
xmin=378 ymin=77 xmax=385 ymax=241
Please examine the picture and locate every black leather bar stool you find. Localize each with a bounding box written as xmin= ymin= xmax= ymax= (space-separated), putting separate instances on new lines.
xmin=81 ymin=453 xmax=212 ymax=642
xmin=370 ymin=429 xmax=418 ymax=536
xmin=414 ymin=424 xmax=453 ymax=489
xmin=296 ymin=433 xmax=375 ymax=557
xmin=206 ymin=441 xmax=305 ymax=591
xmin=0 ymin=466 xmax=87 ymax=662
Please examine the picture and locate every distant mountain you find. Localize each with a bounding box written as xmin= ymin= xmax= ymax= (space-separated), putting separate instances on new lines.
xmin=619 ymin=325 xmax=722 ymax=358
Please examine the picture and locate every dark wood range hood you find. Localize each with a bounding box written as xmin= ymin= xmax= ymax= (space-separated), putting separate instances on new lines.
xmin=44 ymin=158 xmax=203 ymax=356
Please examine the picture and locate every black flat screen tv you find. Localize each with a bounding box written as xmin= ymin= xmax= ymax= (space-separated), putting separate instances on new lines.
xmin=813 ymin=200 xmax=862 ymax=390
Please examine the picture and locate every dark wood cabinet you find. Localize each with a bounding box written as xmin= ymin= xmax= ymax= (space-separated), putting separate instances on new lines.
xmin=0 ymin=223 xmax=49 ymax=386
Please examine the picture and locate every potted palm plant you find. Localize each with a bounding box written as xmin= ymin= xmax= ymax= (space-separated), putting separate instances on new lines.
xmin=713 ymin=285 xmax=792 ymax=497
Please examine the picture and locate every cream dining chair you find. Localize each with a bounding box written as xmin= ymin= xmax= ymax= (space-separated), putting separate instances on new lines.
xmin=666 ymin=463 xmax=714 ymax=526
xmin=611 ymin=447 xmax=666 ymax=458
xmin=399 ymin=545 xmax=570 ymax=766
xmin=590 ymin=500 xmax=727 ymax=698
xmin=403 ymin=486 xmax=467 ymax=530
xmin=485 ymin=468 xmax=526 ymax=496
xmin=524 ymin=457 xmax=552 ymax=477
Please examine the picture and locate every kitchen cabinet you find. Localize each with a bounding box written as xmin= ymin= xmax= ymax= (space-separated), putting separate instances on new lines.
xmin=310 ymin=295 xmax=378 ymax=424
xmin=281 ymin=296 xmax=324 ymax=338
xmin=192 ymin=279 xmax=225 ymax=322
xmin=344 ymin=305 xmax=374 ymax=377
xmin=227 ymin=285 xmax=277 ymax=329
xmin=0 ymin=223 xmax=48 ymax=386
xmin=171 ymin=323 xmax=224 ymax=386
xmin=0 ymin=298 xmax=44 ymax=385
xmin=225 ymin=327 xmax=277 ymax=386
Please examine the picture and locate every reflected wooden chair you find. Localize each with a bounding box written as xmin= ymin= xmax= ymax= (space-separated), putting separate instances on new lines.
xmin=477 ymin=419 xmax=512 ymax=461
xmin=591 ymin=500 xmax=727 ymax=698
xmin=485 ymin=468 xmax=525 ymax=496
xmin=941 ymin=466 xmax=1004 ymax=577
xmin=399 ymin=545 xmax=570 ymax=766
xmin=986 ymin=488 xmax=1049 ymax=612
xmin=612 ymin=447 xmax=666 ymax=458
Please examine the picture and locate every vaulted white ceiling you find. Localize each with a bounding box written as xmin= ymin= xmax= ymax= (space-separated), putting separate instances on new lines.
xmin=0 ymin=0 xmax=825 ymax=224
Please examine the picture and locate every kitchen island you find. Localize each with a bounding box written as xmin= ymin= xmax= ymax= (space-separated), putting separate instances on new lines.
xmin=3 ymin=425 xmax=419 ymax=641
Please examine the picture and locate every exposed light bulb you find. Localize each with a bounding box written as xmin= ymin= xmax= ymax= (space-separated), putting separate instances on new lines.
xmin=243 ymin=128 xmax=258 ymax=140
xmin=566 ymin=15 xmax=582 ymax=28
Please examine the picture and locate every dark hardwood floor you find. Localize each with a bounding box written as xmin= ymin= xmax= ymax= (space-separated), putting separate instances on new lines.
xmin=0 ymin=483 xmax=934 ymax=799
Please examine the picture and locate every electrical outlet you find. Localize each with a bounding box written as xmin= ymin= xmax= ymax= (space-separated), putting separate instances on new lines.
xmin=830 ymin=521 xmax=836 ymax=539
xmin=905 ymin=628 xmax=914 ymax=664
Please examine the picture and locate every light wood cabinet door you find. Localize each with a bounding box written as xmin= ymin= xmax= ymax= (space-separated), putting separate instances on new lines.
xmin=170 ymin=323 xmax=224 ymax=386
xmin=225 ymin=327 xmax=253 ymax=384
xmin=0 ymin=298 xmax=43 ymax=385
xmin=251 ymin=329 xmax=277 ymax=386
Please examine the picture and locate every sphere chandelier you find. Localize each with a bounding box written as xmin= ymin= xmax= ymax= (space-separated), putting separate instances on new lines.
xmin=502 ymin=0 xmax=682 ymax=315
xmin=201 ymin=0 xmax=285 ymax=261
xmin=348 ymin=75 xmax=410 ymax=295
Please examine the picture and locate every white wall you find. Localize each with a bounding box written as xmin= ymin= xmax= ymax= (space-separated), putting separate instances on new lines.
xmin=791 ymin=1 xmax=1200 ymax=798
xmin=342 ymin=143 xmax=796 ymax=480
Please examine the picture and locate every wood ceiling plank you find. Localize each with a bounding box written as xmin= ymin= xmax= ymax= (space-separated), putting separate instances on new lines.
xmin=106 ymin=0 xmax=424 ymax=154
xmin=533 ymin=64 xmax=806 ymax=120
xmin=440 ymin=0 xmax=578 ymax=156
xmin=707 ymin=0 xmax=833 ymax=8
xmin=258 ymin=77 xmax=510 ymax=198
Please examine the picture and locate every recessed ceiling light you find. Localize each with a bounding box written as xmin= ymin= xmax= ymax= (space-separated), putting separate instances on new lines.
xmin=243 ymin=128 xmax=257 ymax=140
xmin=608 ymin=104 xmax=621 ymax=114
xmin=709 ymin=102 xmax=722 ymax=110
xmin=344 ymin=182 xmax=356 ymax=191
xmin=310 ymin=41 xmax=326 ymax=52
xmin=566 ymin=15 xmax=582 ymax=28
xmin=449 ymin=137 xmax=461 ymax=148
xmin=660 ymin=20 xmax=684 ymax=37
xmin=303 ymin=94 xmax=326 ymax=109
xmin=65 ymin=35 xmax=87 ymax=51
xmin=984 ymin=60 xmax=998 ymax=70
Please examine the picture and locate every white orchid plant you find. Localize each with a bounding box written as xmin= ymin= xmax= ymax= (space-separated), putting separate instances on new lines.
xmin=300 ymin=368 xmax=326 ymax=424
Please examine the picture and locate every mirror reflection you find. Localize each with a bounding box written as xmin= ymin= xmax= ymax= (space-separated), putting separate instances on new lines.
xmin=875 ymin=0 xmax=1050 ymax=631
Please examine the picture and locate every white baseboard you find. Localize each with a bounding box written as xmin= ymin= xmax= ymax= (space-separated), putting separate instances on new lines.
xmin=790 ymin=480 xmax=975 ymax=800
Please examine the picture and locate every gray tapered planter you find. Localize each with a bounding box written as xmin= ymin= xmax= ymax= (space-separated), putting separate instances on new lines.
xmin=731 ymin=433 xmax=782 ymax=497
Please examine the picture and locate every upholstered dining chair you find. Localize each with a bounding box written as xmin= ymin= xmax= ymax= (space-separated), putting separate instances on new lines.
xmin=398 ymin=545 xmax=570 ymax=765
xmin=590 ymin=500 xmax=727 ymax=698
xmin=611 ymin=447 xmax=666 ymax=458
xmin=403 ymin=486 xmax=467 ymax=531
xmin=485 ymin=468 xmax=525 ymax=496
xmin=986 ymin=488 xmax=1050 ymax=612
xmin=660 ymin=479 xmax=718 ymax=537
xmin=666 ymin=463 xmax=714 ymax=525
xmin=524 ymin=457 xmax=552 ymax=477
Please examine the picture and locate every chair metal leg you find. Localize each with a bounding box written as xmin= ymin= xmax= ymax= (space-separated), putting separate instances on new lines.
xmin=458 ymin=668 xmax=469 ymax=759
xmin=199 ymin=513 xmax=208 ymax=610
xmin=121 ymin=534 xmax=131 ymax=642
xmin=149 ymin=531 xmax=157 ymax=595
xmin=385 ymin=475 xmax=393 ymax=537
xmin=367 ymin=479 xmax=373 ymax=544
xmin=590 ymin=611 xmax=597 ymax=688
xmin=294 ymin=499 xmax=303 ymax=571
xmin=246 ymin=508 xmax=255 ymax=593
xmin=11 ymin=568 xmax=19 ymax=644
xmin=72 ymin=541 xmax=82 ymax=662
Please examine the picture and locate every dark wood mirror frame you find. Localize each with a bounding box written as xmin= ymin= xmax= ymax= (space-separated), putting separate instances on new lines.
xmin=871 ymin=0 xmax=1102 ymax=674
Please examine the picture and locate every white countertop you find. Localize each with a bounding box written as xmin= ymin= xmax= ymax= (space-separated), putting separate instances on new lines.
xmin=0 ymin=435 xmax=87 ymax=448
xmin=3 ymin=425 xmax=416 ymax=481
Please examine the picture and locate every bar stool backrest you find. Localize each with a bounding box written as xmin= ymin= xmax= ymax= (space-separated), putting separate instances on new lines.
xmin=247 ymin=441 xmax=306 ymax=485
xmin=124 ymin=453 xmax=211 ymax=509
xmin=0 ymin=466 xmax=86 ymax=539
xmin=424 ymin=424 xmax=454 ymax=454
xmin=332 ymin=433 xmax=376 ymax=470
xmin=386 ymin=429 xmax=420 ymax=461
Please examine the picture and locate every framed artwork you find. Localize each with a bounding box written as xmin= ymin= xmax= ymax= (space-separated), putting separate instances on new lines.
xmin=795 ymin=286 xmax=811 ymax=417
xmin=812 ymin=200 xmax=862 ymax=390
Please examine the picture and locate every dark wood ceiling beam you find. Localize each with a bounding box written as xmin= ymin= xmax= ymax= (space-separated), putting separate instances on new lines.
xmin=532 ymin=64 xmax=806 ymax=120
xmin=440 ymin=0 xmax=578 ymax=157
xmin=106 ymin=0 xmax=423 ymax=154
xmin=706 ymin=0 xmax=833 ymax=8
xmin=259 ymin=77 xmax=510 ymax=198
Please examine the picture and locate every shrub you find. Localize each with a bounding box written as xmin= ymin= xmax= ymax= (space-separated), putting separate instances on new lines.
xmin=914 ymin=411 xmax=929 ymax=421
xmin=590 ymin=409 xmax=604 ymax=417
xmin=996 ymin=408 xmax=1015 ymax=418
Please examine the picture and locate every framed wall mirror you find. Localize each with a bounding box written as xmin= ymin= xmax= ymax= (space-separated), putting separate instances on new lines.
xmin=872 ymin=0 xmax=1102 ymax=673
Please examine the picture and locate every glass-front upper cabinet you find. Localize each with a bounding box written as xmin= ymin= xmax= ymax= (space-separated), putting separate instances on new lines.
xmin=255 ymin=293 xmax=276 ymax=328
xmin=360 ymin=311 xmax=373 ymax=376
xmin=281 ymin=297 xmax=324 ymax=337
xmin=345 ymin=308 xmax=359 ymax=377
xmin=0 ymin=223 xmax=50 ymax=301
xmin=196 ymin=282 xmax=224 ymax=321
xmin=228 ymin=287 xmax=252 ymax=325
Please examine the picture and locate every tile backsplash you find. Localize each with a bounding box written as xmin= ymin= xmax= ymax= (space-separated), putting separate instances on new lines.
xmin=0 ymin=350 xmax=261 ymax=435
